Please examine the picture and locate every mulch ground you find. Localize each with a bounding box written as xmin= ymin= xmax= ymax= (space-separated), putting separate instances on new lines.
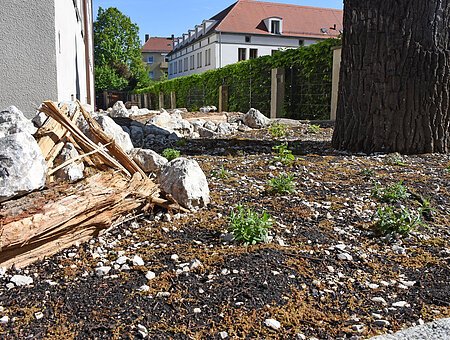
xmin=0 ymin=124 xmax=449 ymax=339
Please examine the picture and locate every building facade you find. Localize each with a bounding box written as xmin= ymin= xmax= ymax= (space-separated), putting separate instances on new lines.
xmin=168 ymin=0 xmax=343 ymax=79
xmin=141 ymin=36 xmax=173 ymax=81
xmin=0 ymin=0 xmax=94 ymax=117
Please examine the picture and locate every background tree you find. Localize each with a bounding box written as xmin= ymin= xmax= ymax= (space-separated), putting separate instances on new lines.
xmin=94 ymin=7 xmax=150 ymax=91
xmin=332 ymin=0 xmax=450 ymax=154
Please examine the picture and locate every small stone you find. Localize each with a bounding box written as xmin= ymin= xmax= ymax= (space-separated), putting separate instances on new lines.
xmin=337 ymin=253 xmax=353 ymax=261
xmin=95 ymin=266 xmax=111 ymax=277
xmin=352 ymin=324 xmax=365 ymax=333
xmin=372 ymin=297 xmax=387 ymax=305
xmin=221 ymin=269 xmax=230 ymax=275
xmin=156 ymin=292 xmax=171 ymax=298
xmin=264 ymin=318 xmax=281 ymax=330
xmin=193 ymin=308 xmax=201 ymax=314
xmin=132 ymin=255 xmax=145 ymax=266
xmin=190 ymin=259 xmax=202 ymax=270
xmin=121 ymin=264 xmax=130 ymax=271
xmin=163 ymin=213 xmax=171 ymax=222
xmin=326 ymin=266 xmax=335 ymax=273
xmin=34 ymin=312 xmax=44 ymax=320
xmin=374 ymin=319 xmax=391 ymax=327
xmin=171 ymin=254 xmax=179 ymax=261
xmin=219 ymin=331 xmax=229 ymax=339
xmin=392 ymin=301 xmax=410 ymax=308
xmin=220 ymin=233 xmax=234 ymax=242
xmin=138 ymin=285 xmax=150 ymax=292
xmin=115 ymin=256 xmax=128 ymax=265
xmin=0 ymin=316 xmax=9 ymax=324
xmin=10 ymin=275 xmax=33 ymax=286
xmin=137 ymin=324 xmax=148 ymax=338
xmin=145 ymin=271 xmax=156 ymax=280
xmin=368 ymin=283 xmax=379 ymax=289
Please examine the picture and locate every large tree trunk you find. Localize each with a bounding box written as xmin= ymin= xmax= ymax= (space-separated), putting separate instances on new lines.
xmin=332 ymin=0 xmax=450 ymax=154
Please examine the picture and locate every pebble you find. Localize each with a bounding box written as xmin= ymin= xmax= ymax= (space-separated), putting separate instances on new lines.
xmin=374 ymin=319 xmax=391 ymax=327
xmin=392 ymin=301 xmax=410 ymax=308
xmin=10 ymin=275 xmax=33 ymax=287
xmin=145 ymin=271 xmax=156 ymax=280
xmin=95 ymin=266 xmax=111 ymax=277
xmin=337 ymin=253 xmax=353 ymax=261
xmin=372 ymin=297 xmax=387 ymax=305
xmin=352 ymin=324 xmax=365 ymax=333
xmin=219 ymin=331 xmax=229 ymax=339
xmin=132 ymin=255 xmax=145 ymax=266
xmin=156 ymin=292 xmax=171 ymax=298
xmin=193 ymin=308 xmax=201 ymax=314
xmin=0 ymin=316 xmax=9 ymax=324
xmin=121 ymin=264 xmax=130 ymax=271
xmin=190 ymin=259 xmax=202 ymax=270
xmin=138 ymin=285 xmax=150 ymax=292
xmin=264 ymin=318 xmax=281 ymax=330
xmin=170 ymin=254 xmax=179 ymax=261
xmin=163 ymin=213 xmax=171 ymax=222
xmin=35 ymin=312 xmax=44 ymax=320
xmin=137 ymin=324 xmax=148 ymax=338
xmin=368 ymin=283 xmax=379 ymax=289
xmin=115 ymin=256 xmax=128 ymax=265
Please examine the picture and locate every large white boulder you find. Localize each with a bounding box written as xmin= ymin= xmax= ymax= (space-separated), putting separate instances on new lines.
xmin=0 ymin=132 xmax=47 ymax=202
xmin=149 ymin=111 xmax=193 ymax=137
xmin=53 ymin=143 xmax=84 ymax=182
xmin=131 ymin=148 xmax=168 ymax=174
xmin=243 ymin=108 xmax=270 ymax=129
xmin=160 ymin=158 xmax=210 ymax=210
xmin=0 ymin=106 xmax=37 ymax=136
xmin=109 ymin=101 xmax=130 ymax=118
xmin=93 ymin=116 xmax=134 ymax=153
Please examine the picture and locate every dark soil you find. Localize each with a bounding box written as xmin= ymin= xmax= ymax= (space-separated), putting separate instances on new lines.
xmin=0 ymin=125 xmax=449 ymax=339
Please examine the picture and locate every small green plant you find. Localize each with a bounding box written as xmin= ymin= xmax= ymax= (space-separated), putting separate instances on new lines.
xmin=360 ymin=168 xmax=375 ymax=178
xmin=229 ymin=205 xmax=273 ymax=245
xmin=162 ymin=148 xmax=181 ymax=161
xmin=373 ymin=206 xmax=423 ymax=236
xmin=307 ymin=124 xmax=321 ymax=134
xmin=372 ymin=181 xmax=409 ymax=203
xmin=267 ymin=173 xmax=296 ymax=194
xmin=212 ymin=165 xmax=229 ymax=179
xmin=175 ymin=138 xmax=187 ymax=147
xmin=268 ymin=123 xmax=287 ymax=138
xmin=384 ymin=153 xmax=407 ymax=166
xmin=272 ymin=142 xmax=295 ymax=165
xmin=419 ymin=197 xmax=435 ymax=221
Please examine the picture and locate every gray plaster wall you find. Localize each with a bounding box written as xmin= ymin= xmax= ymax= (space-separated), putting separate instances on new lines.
xmin=0 ymin=0 xmax=58 ymax=118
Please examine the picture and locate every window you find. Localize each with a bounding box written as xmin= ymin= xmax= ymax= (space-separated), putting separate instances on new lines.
xmin=238 ymin=48 xmax=246 ymax=61
xmin=174 ymin=62 xmax=177 ymax=74
xmin=271 ymin=20 xmax=281 ymax=34
xmin=299 ymin=39 xmax=304 ymax=46
xmin=147 ymin=56 xmax=154 ymax=64
xmin=271 ymin=49 xmax=279 ymax=56
xmin=190 ymin=55 xmax=195 ymax=70
xmin=179 ymin=60 xmax=182 ymax=73
xmin=249 ymin=49 xmax=258 ymax=59
xmin=205 ymin=49 xmax=211 ymax=66
xmin=184 ymin=57 xmax=188 ymax=71
xmin=197 ymin=52 xmax=202 ymax=68
xmin=245 ymin=36 xmax=251 ymax=43
xmin=149 ymin=71 xmax=154 ymax=79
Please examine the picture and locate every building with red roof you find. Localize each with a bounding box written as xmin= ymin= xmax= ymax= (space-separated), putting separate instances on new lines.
xmin=168 ymin=0 xmax=342 ymax=79
xmin=142 ymin=36 xmax=173 ymax=80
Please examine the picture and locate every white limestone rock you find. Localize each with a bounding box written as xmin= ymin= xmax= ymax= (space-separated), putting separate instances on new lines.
xmin=10 ymin=274 xmax=33 ymax=287
xmin=131 ymin=148 xmax=168 ymax=174
xmin=0 ymin=132 xmax=47 ymax=203
xmin=54 ymin=143 xmax=84 ymax=182
xmin=93 ymin=116 xmax=134 ymax=153
xmin=160 ymin=158 xmax=210 ymax=210
xmin=204 ymin=121 xmax=217 ymax=132
xmin=109 ymin=101 xmax=130 ymax=118
xmin=217 ymin=122 xmax=234 ymax=135
xmin=190 ymin=119 xmax=206 ymax=132
xmin=243 ymin=108 xmax=270 ymax=129
xmin=0 ymin=106 xmax=37 ymax=136
xmin=197 ymin=127 xmax=218 ymax=138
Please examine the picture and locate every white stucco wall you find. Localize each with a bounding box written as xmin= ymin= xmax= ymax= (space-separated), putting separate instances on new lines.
xmin=0 ymin=0 xmax=58 ymax=117
xmin=55 ymin=0 xmax=94 ymax=104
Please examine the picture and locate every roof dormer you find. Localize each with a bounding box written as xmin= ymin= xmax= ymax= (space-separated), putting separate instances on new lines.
xmin=263 ymin=17 xmax=283 ymax=35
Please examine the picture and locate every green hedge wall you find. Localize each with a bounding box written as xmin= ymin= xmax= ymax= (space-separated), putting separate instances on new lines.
xmin=137 ymin=38 xmax=340 ymax=119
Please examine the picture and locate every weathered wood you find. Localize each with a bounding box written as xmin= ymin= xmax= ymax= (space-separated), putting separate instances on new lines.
xmin=332 ymin=0 xmax=450 ymax=154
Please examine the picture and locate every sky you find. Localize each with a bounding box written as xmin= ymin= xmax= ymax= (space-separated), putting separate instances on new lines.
xmin=93 ymin=0 xmax=343 ymax=43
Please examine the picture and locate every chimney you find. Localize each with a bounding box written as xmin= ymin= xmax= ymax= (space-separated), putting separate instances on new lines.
xmin=145 ymin=34 xmax=150 ymax=42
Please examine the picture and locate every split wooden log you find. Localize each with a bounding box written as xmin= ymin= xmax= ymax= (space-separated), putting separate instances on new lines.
xmin=0 ymin=172 xmax=159 ymax=269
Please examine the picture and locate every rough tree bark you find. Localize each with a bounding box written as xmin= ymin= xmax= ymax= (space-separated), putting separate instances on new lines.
xmin=332 ymin=0 xmax=450 ymax=154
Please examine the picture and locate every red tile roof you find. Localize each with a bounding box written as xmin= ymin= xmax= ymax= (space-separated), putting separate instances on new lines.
xmin=214 ymin=0 xmax=343 ymax=39
xmin=142 ymin=37 xmax=173 ymax=53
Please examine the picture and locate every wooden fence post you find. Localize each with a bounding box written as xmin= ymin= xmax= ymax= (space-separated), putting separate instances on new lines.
xmin=143 ymin=94 xmax=148 ymax=108
xmin=159 ymin=92 xmax=164 ymax=109
xmin=219 ymin=85 xmax=229 ymax=112
xmin=270 ymin=68 xmax=285 ymax=119
xmin=330 ymin=46 xmax=342 ymax=121
xmin=170 ymin=92 xmax=176 ymax=109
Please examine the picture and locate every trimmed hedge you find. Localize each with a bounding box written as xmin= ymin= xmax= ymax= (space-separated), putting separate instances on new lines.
xmin=137 ymin=38 xmax=340 ymax=119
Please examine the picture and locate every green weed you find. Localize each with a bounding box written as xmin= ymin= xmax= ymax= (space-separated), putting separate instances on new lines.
xmin=372 ymin=181 xmax=409 ymax=203
xmin=212 ymin=165 xmax=230 ymax=179
xmin=272 ymin=142 xmax=295 ymax=165
xmin=162 ymin=148 xmax=181 ymax=161
xmin=307 ymin=124 xmax=321 ymax=134
xmin=229 ymin=205 xmax=273 ymax=245
xmin=268 ymin=123 xmax=287 ymax=138
xmin=373 ymin=206 xmax=423 ymax=236
xmin=267 ymin=173 xmax=296 ymax=194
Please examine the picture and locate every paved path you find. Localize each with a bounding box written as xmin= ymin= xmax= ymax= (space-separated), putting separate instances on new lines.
xmin=370 ymin=318 xmax=450 ymax=340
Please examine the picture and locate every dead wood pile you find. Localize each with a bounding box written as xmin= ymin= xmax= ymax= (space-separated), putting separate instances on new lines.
xmin=0 ymin=101 xmax=182 ymax=269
